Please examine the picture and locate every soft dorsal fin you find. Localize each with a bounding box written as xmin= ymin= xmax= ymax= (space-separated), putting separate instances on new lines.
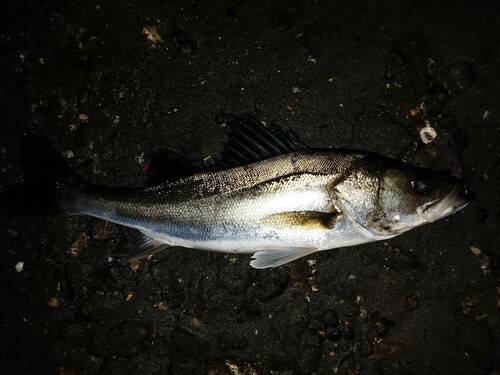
xmin=214 ymin=113 xmax=306 ymax=168
xmin=147 ymin=149 xmax=205 ymax=184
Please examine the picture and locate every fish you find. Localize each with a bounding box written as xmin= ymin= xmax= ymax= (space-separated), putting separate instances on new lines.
xmin=3 ymin=114 xmax=472 ymax=268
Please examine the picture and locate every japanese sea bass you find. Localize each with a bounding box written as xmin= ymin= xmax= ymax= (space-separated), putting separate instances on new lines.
xmin=5 ymin=114 xmax=471 ymax=268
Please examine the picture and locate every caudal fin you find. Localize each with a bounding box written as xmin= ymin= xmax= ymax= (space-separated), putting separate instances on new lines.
xmin=1 ymin=135 xmax=86 ymax=215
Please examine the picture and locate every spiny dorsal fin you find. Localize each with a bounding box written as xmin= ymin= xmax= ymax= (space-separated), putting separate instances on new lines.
xmin=214 ymin=113 xmax=306 ymax=168
xmin=127 ymin=230 xmax=170 ymax=262
xmin=148 ymin=114 xmax=306 ymax=181
xmin=263 ymin=211 xmax=340 ymax=230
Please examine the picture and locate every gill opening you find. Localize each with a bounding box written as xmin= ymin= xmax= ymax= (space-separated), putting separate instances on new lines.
xmin=372 ymin=169 xmax=387 ymax=224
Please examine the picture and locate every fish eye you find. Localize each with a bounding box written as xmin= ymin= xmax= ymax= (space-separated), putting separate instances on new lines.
xmin=411 ymin=176 xmax=433 ymax=195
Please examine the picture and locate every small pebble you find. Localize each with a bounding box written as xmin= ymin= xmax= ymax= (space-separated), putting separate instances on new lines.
xmin=470 ymin=246 xmax=482 ymax=256
xmin=155 ymin=302 xmax=168 ymax=311
xmin=15 ymin=262 xmax=24 ymax=273
xmin=308 ymin=55 xmax=317 ymax=64
xmin=130 ymin=260 xmax=140 ymax=272
xmin=142 ymin=26 xmax=163 ymax=47
xmin=62 ymin=150 xmax=74 ymax=159
xmin=190 ymin=317 xmax=202 ymax=328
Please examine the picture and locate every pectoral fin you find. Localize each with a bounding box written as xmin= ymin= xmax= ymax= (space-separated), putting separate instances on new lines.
xmin=127 ymin=231 xmax=170 ymax=262
xmin=250 ymin=247 xmax=317 ymax=269
xmin=263 ymin=211 xmax=339 ymax=230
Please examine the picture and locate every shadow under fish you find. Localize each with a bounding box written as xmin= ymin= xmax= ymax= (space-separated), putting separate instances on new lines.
xmin=2 ymin=114 xmax=472 ymax=268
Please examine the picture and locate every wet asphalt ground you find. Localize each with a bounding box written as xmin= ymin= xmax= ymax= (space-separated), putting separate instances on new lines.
xmin=1 ymin=0 xmax=499 ymax=374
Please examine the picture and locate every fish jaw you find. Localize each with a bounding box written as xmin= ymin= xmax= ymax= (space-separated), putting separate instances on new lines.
xmin=417 ymin=185 xmax=471 ymax=223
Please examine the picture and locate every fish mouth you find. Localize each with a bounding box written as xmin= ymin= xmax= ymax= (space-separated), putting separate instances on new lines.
xmin=418 ymin=185 xmax=473 ymax=223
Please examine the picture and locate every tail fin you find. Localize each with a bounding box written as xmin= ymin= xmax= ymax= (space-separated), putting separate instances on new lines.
xmin=1 ymin=135 xmax=86 ymax=215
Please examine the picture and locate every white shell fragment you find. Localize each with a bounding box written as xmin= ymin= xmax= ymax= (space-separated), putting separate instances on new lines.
xmin=420 ymin=123 xmax=437 ymax=144
xmin=15 ymin=261 xmax=24 ymax=272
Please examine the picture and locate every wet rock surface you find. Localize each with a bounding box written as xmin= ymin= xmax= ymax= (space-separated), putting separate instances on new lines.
xmin=1 ymin=0 xmax=500 ymax=374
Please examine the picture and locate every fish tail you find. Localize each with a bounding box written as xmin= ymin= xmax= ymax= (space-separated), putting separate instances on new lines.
xmin=1 ymin=135 xmax=88 ymax=215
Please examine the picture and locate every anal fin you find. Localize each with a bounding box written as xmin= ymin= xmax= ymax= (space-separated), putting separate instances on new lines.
xmin=250 ymin=247 xmax=316 ymax=269
xmin=127 ymin=231 xmax=170 ymax=262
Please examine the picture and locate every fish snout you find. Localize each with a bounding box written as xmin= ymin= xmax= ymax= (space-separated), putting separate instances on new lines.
xmin=419 ymin=182 xmax=472 ymax=223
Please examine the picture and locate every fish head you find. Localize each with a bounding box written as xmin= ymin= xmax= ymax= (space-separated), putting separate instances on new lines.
xmin=332 ymin=156 xmax=472 ymax=238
